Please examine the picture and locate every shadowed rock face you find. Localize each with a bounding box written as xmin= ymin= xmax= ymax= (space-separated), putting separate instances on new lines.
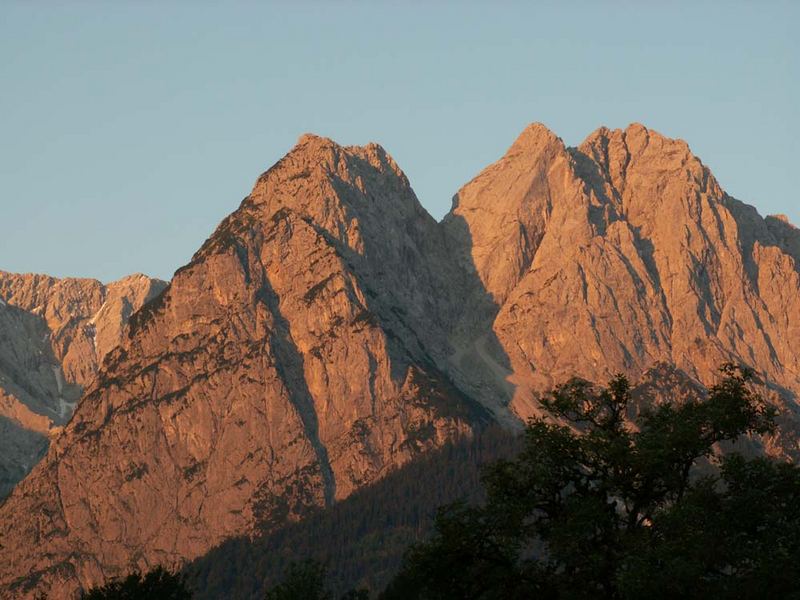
xmin=0 ymin=124 xmax=798 ymax=598
xmin=0 ymin=135 xmax=487 ymax=598
xmin=0 ymin=273 xmax=167 ymax=497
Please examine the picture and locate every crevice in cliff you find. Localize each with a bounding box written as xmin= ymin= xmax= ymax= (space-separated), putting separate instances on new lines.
xmin=256 ymin=281 xmax=336 ymax=508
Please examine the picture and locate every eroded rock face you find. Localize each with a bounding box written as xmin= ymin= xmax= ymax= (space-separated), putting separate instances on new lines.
xmin=0 ymin=136 xmax=486 ymax=598
xmin=0 ymin=124 xmax=798 ymax=598
xmin=0 ymin=273 xmax=167 ymax=498
xmin=445 ymin=123 xmax=800 ymax=423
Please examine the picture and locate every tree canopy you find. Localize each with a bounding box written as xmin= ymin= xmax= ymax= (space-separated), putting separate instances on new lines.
xmin=264 ymin=560 xmax=368 ymax=600
xmin=383 ymin=365 xmax=800 ymax=599
xmin=185 ymin=426 xmax=519 ymax=598
xmin=81 ymin=566 xmax=192 ymax=600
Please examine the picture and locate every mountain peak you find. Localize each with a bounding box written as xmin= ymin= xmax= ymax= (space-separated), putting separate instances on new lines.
xmin=247 ymin=132 xmax=411 ymax=217
xmin=624 ymin=121 xmax=649 ymax=135
xmin=292 ymin=133 xmax=390 ymax=161
xmin=108 ymin=272 xmax=166 ymax=287
xmin=506 ymin=122 xmax=562 ymax=155
xmin=770 ymin=213 xmax=796 ymax=226
xmin=295 ymin=132 xmax=338 ymax=149
xmin=2 ymin=122 xmax=800 ymax=598
xmin=581 ymin=122 xmax=691 ymax=155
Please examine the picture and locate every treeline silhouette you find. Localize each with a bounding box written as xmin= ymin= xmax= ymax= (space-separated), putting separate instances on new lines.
xmin=184 ymin=425 xmax=521 ymax=598
xmin=81 ymin=365 xmax=800 ymax=599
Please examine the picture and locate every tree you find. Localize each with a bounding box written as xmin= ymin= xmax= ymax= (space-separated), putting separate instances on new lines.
xmin=81 ymin=566 xmax=192 ymax=600
xmin=383 ymin=365 xmax=800 ymax=599
xmin=185 ymin=426 xmax=520 ymax=600
xmin=264 ymin=560 xmax=369 ymax=600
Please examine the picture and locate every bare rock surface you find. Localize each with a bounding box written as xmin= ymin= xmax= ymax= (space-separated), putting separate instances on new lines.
xmin=0 ymin=273 xmax=166 ymax=497
xmin=0 ymin=124 xmax=798 ymax=598
xmin=446 ymin=123 xmax=800 ymax=424
xmin=0 ymin=136 xmax=486 ymax=598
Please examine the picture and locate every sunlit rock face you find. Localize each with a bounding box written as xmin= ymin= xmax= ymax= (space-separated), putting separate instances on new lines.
xmin=0 ymin=135 xmax=486 ymax=598
xmin=0 ymin=272 xmax=166 ymax=498
xmin=445 ymin=123 xmax=799 ymax=425
xmin=0 ymin=124 xmax=798 ymax=598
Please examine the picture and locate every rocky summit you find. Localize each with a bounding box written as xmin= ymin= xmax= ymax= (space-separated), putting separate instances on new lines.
xmin=444 ymin=124 xmax=800 ymax=429
xmin=0 ymin=123 xmax=798 ymax=598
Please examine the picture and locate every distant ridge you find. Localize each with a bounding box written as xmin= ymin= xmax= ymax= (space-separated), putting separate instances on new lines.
xmin=0 ymin=272 xmax=166 ymax=498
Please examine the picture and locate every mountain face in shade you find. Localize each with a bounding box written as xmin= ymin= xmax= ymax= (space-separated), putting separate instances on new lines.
xmin=0 ymin=124 xmax=798 ymax=598
xmin=0 ymin=272 xmax=166 ymax=498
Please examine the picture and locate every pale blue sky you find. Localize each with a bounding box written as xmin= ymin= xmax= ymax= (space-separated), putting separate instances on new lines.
xmin=1 ymin=2 xmax=797 ymax=282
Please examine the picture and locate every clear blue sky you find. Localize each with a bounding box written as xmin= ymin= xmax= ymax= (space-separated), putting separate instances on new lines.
xmin=1 ymin=2 xmax=797 ymax=282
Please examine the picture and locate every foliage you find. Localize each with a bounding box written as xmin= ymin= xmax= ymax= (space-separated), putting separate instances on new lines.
xmin=383 ymin=365 xmax=800 ymax=600
xmin=264 ymin=560 xmax=369 ymax=600
xmin=185 ymin=426 xmax=520 ymax=599
xmin=81 ymin=565 xmax=192 ymax=599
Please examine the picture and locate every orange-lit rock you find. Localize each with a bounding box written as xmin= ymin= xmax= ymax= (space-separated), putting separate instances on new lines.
xmin=0 ymin=124 xmax=798 ymax=598
xmin=0 ymin=272 xmax=166 ymax=497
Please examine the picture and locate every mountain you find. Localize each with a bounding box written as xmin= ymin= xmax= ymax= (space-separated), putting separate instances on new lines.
xmin=443 ymin=123 xmax=800 ymax=420
xmin=0 ymin=272 xmax=166 ymax=498
xmin=185 ymin=424 xmax=522 ymax=600
xmin=0 ymin=124 xmax=798 ymax=598
xmin=181 ymin=366 xmax=720 ymax=599
xmin=0 ymin=135 xmax=488 ymax=598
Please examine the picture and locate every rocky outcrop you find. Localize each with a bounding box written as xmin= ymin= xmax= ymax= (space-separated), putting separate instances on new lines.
xmin=0 ymin=273 xmax=166 ymax=497
xmin=0 ymin=136 xmax=486 ymax=598
xmin=445 ymin=123 xmax=800 ymax=423
xmin=0 ymin=124 xmax=797 ymax=598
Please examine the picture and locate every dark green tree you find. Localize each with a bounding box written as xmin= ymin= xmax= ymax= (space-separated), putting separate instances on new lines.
xmin=383 ymin=365 xmax=800 ymax=599
xmin=81 ymin=565 xmax=192 ymax=599
xmin=265 ymin=560 xmax=369 ymax=600
xmin=265 ymin=560 xmax=331 ymax=600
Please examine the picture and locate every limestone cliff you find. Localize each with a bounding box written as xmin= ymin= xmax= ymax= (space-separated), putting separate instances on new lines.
xmin=445 ymin=124 xmax=799 ymax=425
xmin=0 ymin=136 xmax=486 ymax=598
xmin=0 ymin=273 xmax=166 ymax=498
xmin=0 ymin=124 xmax=798 ymax=598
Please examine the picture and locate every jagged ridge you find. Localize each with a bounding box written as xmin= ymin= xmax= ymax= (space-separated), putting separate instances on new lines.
xmin=0 ymin=123 xmax=798 ymax=599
